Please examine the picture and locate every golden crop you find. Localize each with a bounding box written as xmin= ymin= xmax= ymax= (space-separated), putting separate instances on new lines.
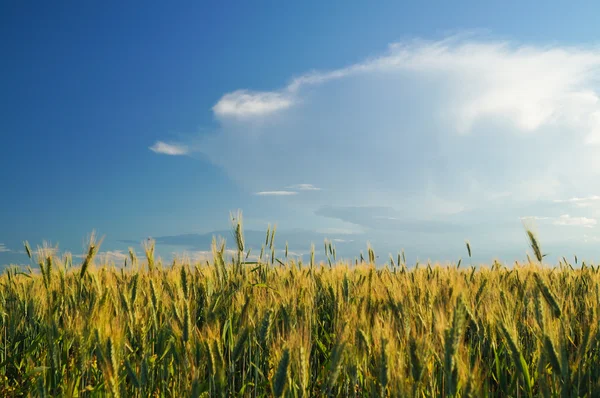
xmin=1 ymin=219 xmax=598 ymax=397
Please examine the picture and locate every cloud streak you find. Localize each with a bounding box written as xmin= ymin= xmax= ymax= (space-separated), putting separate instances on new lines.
xmin=213 ymin=90 xmax=294 ymax=119
xmin=254 ymin=191 xmax=298 ymax=196
xmin=149 ymin=141 xmax=189 ymax=155
xmin=553 ymin=214 xmax=597 ymax=228
xmin=521 ymin=214 xmax=597 ymax=228
xmin=254 ymin=184 xmax=321 ymax=196
xmin=554 ymin=196 xmax=600 ymax=207
xmin=287 ymin=184 xmax=321 ymax=191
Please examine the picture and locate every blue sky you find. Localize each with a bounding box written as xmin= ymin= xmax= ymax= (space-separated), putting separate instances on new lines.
xmin=3 ymin=1 xmax=600 ymax=267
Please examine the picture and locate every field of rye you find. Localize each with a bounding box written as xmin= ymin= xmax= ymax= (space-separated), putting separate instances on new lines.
xmin=1 ymin=215 xmax=600 ymax=397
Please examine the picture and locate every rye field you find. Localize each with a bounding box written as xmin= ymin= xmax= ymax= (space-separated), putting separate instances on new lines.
xmin=2 ymin=220 xmax=600 ymax=397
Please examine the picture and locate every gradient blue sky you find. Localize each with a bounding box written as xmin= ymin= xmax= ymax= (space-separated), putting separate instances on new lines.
xmin=3 ymin=1 xmax=600 ymax=267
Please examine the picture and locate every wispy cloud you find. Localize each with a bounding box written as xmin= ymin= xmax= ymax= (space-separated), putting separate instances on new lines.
xmin=519 ymin=216 xmax=551 ymax=221
xmin=254 ymin=191 xmax=298 ymax=196
xmin=213 ymin=90 xmax=294 ymax=119
xmin=73 ymin=250 xmax=132 ymax=264
xmin=0 ymin=244 xmax=10 ymax=253
xmin=316 ymin=227 xmax=364 ymax=235
xmin=149 ymin=141 xmax=189 ymax=156
xmin=253 ymin=184 xmax=320 ymax=196
xmin=520 ymin=214 xmax=596 ymax=228
xmin=286 ymin=184 xmax=321 ymax=191
xmin=176 ymin=249 xmax=259 ymax=263
xmin=332 ymin=238 xmax=354 ymax=243
xmin=554 ymin=196 xmax=600 ymax=207
xmin=98 ymin=250 xmax=129 ymax=263
xmin=553 ymin=214 xmax=597 ymax=228
xmin=177 ymin=248 xmax=307 ymax=263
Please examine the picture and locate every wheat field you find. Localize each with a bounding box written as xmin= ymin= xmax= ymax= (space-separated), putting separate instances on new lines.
xmin=1 ymin=218 xmax=600 ymax=397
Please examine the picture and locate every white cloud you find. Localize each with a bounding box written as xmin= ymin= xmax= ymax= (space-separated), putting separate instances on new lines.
xmin=74 ymin=250 xmax=130 ymax=264
xmin=213 ymin=90 xmax=294 ymax=118
xmin=158 ymin=35 xmax=600 ymax=255
xmin=287 ymin=184 xmax=321 ymax=191
xmin=317 ymin=227 xmax=364 ymax=235
xmin=98 ymin=251 xmax=129 ymax=264
xmin=196 ymin=36 xmax=600 ymax=210
xmin=176 ymin=248 xmax=310 ymax=263
xmin=174 ymin=250 xmax=211 ymax=262
xmin=554 ymin=196 xmax=600 ymax=207
xmin=332 ymin=238 xmax=354 ymax=243
xmin=253 ymin=184 xmax=321 ymax=197
xmin=149 ymin=141 xmax=189 ymax=156
xmin=212 ymin=36 xmax=600 ymax=139
xmin=0 ymin=244 xmax=10 ymax=253
xmin=519 ymin=216 xmax=550 ymax=221
xmin=520 ymin=215 xmax=596 ymax=228
xmin=553 ymin=214 xmax=597 ymax=228
xmin=254 ymin=191 xmax=298 ymax=196
xmin=177 ymin=249 xmax=259 ymax=263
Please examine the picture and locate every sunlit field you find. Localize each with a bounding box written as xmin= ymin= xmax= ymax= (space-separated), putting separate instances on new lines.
xmin=1 ymin=217 xmax=599 ymax=397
